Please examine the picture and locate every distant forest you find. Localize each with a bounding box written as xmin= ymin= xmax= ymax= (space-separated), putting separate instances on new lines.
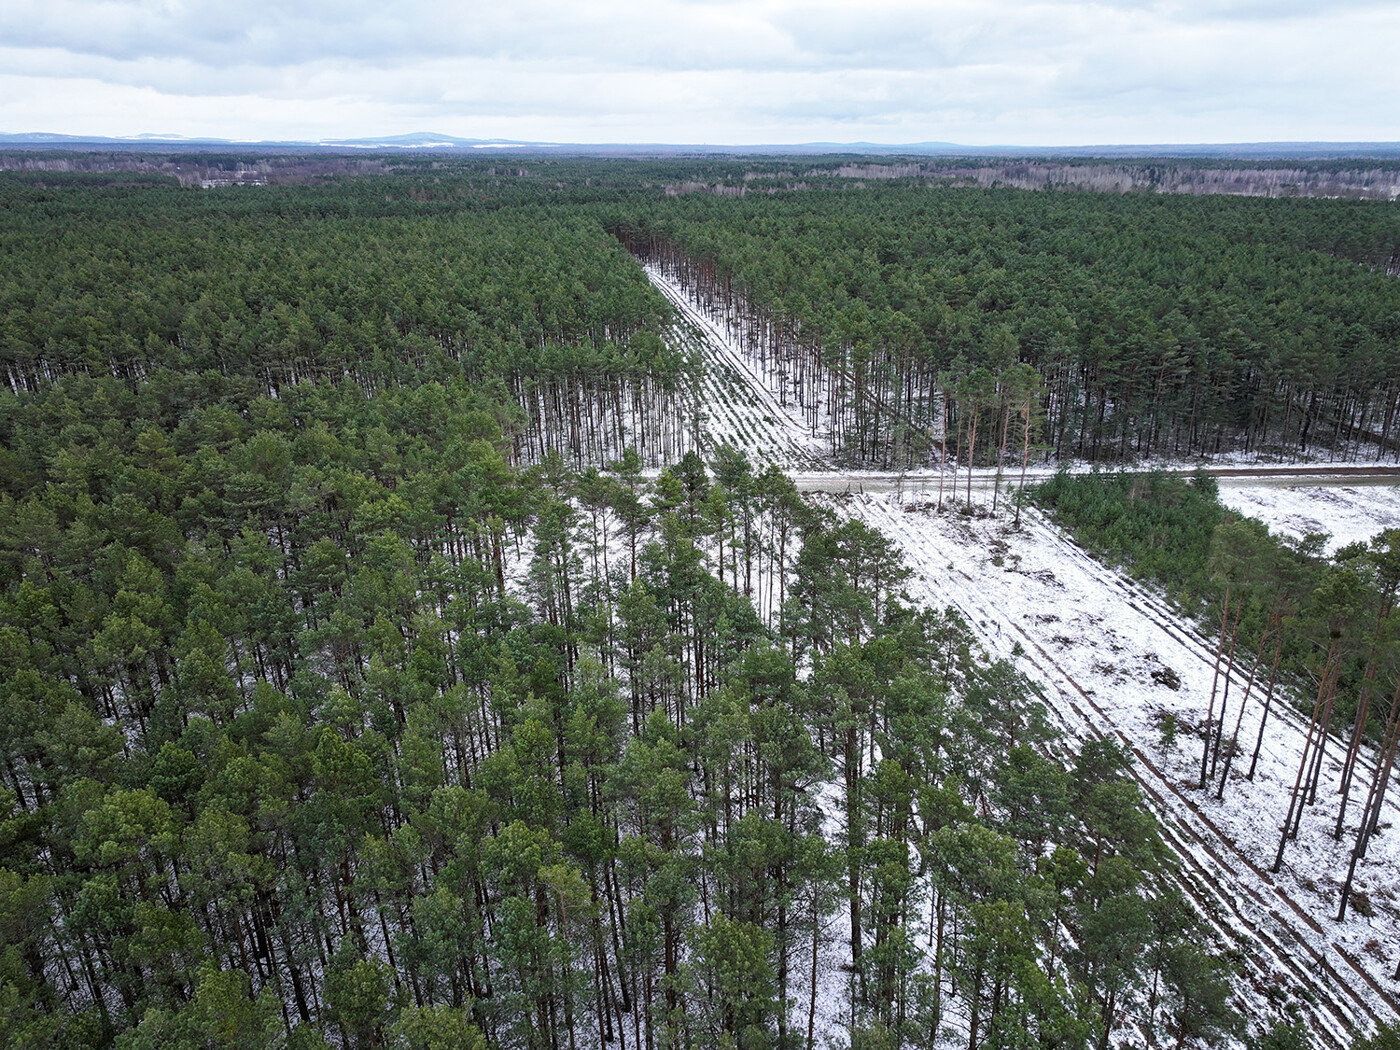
xmin=7 ymin=160 xmax=1400 ymax=471
xmin=611 ymin=187 xmax=1400 ymax=467
xmin=0 ymin=160 xmax=1397 ymax=1049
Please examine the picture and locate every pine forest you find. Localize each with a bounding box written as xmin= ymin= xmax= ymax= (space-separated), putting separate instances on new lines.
xmin=2 ymin=156 xmax=1400 ymax=1050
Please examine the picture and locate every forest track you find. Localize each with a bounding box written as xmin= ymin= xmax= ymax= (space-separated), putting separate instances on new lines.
xmin=648 ymin=265 xmax=828 ymax=470
xmin=1208 ymin=466 xmax=1400 ymax=480
xmin=781 ymin=467 xmax=1400 ymax=495
xmin=1025 ymin=514 xmax=1400 ymax=830
xmin=844 ymin=503 xmax=1369 ymax=1044
xmin=1024 ymin=629 xmax=1366 ymax=1050
xmin=1009 ymin=606 xmax=1389 ymax=1049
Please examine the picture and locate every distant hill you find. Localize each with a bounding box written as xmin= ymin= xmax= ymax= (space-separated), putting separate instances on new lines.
xmin=3 ymin=131 xmax=1400 ymax=160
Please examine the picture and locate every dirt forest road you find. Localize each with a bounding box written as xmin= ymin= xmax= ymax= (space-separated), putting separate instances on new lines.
xmin=784 ymin=466 xmax=1400 ymax=496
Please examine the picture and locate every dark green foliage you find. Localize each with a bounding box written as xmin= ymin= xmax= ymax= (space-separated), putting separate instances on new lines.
xmin=612 ymin=185 xmax=1400 ymax=467
xmin=0 ymin=177 xmax=698 ymax=471
xmin=1034 ymin=470 xmax=1400 ymax=771
xmin=1257 ymin=1012 xmax=1312 ymax=1050
xmin=1034 ymin=470 xmax=1229 ymax=605
xmin=0 ymin=166 xmax=1329 ymax=1050
xmin=1353 ymin=1022 xmax=1400 ymax=1050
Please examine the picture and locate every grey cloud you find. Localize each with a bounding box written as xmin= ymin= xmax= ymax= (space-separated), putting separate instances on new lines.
xmin=0 ymin=0 xmax=791 ymax=70
xmin=4 ymin=0 xmax=1394 ymax=73
xmin=0 ymin=0 xmax=1395 ymax=145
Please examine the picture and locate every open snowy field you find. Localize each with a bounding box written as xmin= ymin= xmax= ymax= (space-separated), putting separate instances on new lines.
xmin=1219 ymin=481 xmax=1400 ymax=554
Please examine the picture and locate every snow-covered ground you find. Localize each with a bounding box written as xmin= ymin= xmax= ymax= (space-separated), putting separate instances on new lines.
xmin=645 ymin=261 xmax=1400 ymax=1045
xmin=647 ymin=264 xmax=829 ymax=470
xmin=842 ymin=493 xmax=1400 ymax=1046
xmin=1219 ymin=482 xmax=1400 ymax=554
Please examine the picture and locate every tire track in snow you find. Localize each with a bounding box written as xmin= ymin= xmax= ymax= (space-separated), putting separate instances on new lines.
xmin=1028 ymin=510 xmax=1400 ymax=828
xmin=1007 ymin=611 xmax=1382 ymax=1048
xmin=843 ymin=496 xmax=1399 ymax=1045
xmin=647 ymin=265 xmax=828 ymax=470
xmin=850 ymin=501 xmax=1360 ymax=1043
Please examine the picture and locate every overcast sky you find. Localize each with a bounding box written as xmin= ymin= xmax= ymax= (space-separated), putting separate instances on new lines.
xmin=1 ymin=0 xmax=1396 ymax=146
